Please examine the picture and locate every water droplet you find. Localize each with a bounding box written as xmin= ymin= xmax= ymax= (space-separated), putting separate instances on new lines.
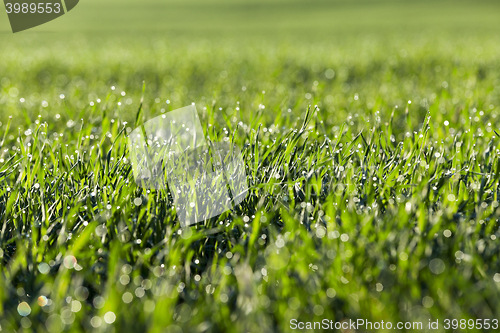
xmin=104 ymin=312 xmax=116 ymax=324
xmin=17 ymin=302 xmax=31 ymax=316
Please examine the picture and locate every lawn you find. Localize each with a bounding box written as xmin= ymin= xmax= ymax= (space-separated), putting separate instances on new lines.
xmin=1 ymin=1 xmax=500 ymax=332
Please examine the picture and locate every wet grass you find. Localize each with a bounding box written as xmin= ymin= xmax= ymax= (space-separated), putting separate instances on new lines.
xmin=1 ymin=36 xmax=500 ymax=332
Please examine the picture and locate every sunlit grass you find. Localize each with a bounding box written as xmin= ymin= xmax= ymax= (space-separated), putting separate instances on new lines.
xmin=1 ymin=36 xmax=500 ymax=332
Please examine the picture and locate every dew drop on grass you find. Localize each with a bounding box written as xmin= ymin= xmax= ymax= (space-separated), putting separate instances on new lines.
xmin=122 ymin=292 xmax=133 ymax=303
xmin=38 ymin=262 xmax=50 ymax=274
xmin=104 ymin=312 xmax=116 ymax=324
xmin=38 ymin=296 xmax=48 ymax=307
xmin=429 ymin=258 xmax=445 ymax=274
xmin=20 ymin=318 xmax=31 ymax=328
xmin=90 ymin=316 xmax=102 ymax=328
xmin=95 ymin=225 xmax=107 ymax=237
xmin=93 ymin=296 xmax=105 ymax=309
xmin=422 ymin=296 xmax=434 ymax=308
xmin=63 ymin=256 xmax=77 ymax=269
xmin=71 ymin=300 xmax=82 ymax=313
xmin=17 ymin=302 xmax=31 ymax=316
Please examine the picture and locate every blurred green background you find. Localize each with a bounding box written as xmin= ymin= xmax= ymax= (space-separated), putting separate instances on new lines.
xmin=2 ymin=0 xmax=500 ymax=39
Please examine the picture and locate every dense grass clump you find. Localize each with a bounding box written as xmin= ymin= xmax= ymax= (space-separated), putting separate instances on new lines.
xmin=1 ymin=36 xmax=500 ymax=332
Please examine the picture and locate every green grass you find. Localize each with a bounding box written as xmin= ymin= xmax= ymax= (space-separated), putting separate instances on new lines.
xmin=1 ymin=36 xmax=500 ymax=332
xmin=2 ymin=1 xmax=500 ymax=332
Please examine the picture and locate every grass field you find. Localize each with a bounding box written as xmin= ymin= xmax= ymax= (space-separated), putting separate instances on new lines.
xmin=1 ymin=0 xmax=500 ymax=332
